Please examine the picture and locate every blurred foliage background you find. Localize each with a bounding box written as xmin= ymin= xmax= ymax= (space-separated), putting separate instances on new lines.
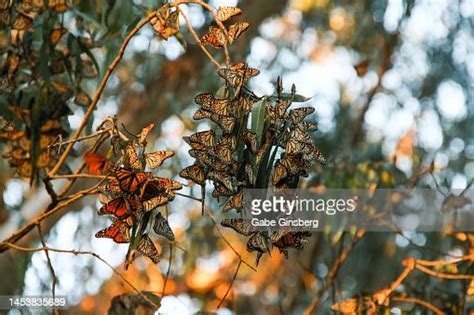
xmin=0 ymin=0 xmax=473 ymax=314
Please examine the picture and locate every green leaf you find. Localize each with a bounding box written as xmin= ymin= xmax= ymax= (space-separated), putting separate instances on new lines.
xmin=251 ymin=99 xmax=266 ymax=144
xmin=282 ymin=93 xmax=310 ymax=102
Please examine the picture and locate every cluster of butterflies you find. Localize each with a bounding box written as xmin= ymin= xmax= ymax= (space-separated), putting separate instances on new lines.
xmin=149 ymin=3 xmax=179 ymax=41
xmin=201 ymin=6 xmax=249 ymax=49
xmin=180 ymin=60 xmax=325 ymax=265
xmin=94 ymin=123 xmax=182 ymax=267
xmin=0 ymin=107 xmax=68 ymax=179
xmin=222 ymin=218 xmax=311 ymax=265
xmin=268 ymin=80 xmax=327 ymax=188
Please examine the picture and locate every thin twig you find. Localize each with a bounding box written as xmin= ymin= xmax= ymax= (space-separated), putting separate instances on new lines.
xmin=174 ymin=191 xmax=202 ymax=202
xmin=415 ymin=264 xmax=474 ymax=280
xmin=204 ymin=205 xmax=256 ymax=272
xmin=304 ymin=230 xmax=366 ymax=315
xmin=173 ymin=0 xmax=231 ymax=66
xmin=48 ymin=13 xmax=156 ymax=177
xmin=36 ymin=224 xmax=58 ymax=315
xmin=4 ymin=243 xmax=158 ymax=309
xmin=392 ymin=296 xmax=445 ymax=315
xmin=162 ymin=205 xmax=172 ymax=297
xmin=48 ymin=128 xmax=111 ymax=149
xmin=49 ymin=174 xmax=112 ymax=180
xmin=0 ymin=181 xmax=103 ymax=253
xmin=217 ymin=260 xmax=242 ymax=309
xmin=176 ymin=6 xmax=221 ymax=69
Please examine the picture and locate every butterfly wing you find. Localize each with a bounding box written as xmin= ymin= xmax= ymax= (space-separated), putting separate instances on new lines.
xmin=95 ymin=219 xmax=130 ymax=243
xmin=145 ymin=150 xmax=174 ymax=169
xmin=153 ymin=212 xmax=175 ymax=241
xmin=137 ymin=234 xmax=160 ymax=263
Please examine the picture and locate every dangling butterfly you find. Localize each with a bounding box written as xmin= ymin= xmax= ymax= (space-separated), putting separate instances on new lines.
xmin=137 ymin=234 xmax=160 ymax=263
xmin=223 ymin=190 xmax=243 ymax=212
xmin=241 ymin=130 xmax=258 ymax=154
xmin=153 ymin=212 xmax=175 ymax=241
xmin=95 ymin=218 xmax=131 ymax=244
xmin=221 ymin=218 xmax=256 ymax=236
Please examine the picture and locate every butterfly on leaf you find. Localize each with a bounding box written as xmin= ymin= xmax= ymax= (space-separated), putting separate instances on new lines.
xmin=95 ymin=218 xmax=131 ymax=243
xmin=153 ymin=212 xmax=175 ymax=241
xmin=241 ymin=130 xmax=258 ymax=154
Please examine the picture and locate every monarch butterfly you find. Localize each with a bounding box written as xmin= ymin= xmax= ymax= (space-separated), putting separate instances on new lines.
xmin=179 ymin=164 xmax=206 ymax=185
xmin=207 ymin=170 xmax=234 ymax=191
xmin=193 ymin=110 xmax=236 ymax=134
xmin=95 ymin=219 xmax=131 ymax=244
xmin=273 ymin=160 xmax=289 ymax=186
xmin=139 ymin=180 xmax=174 ymax=211
xmin=212 ymin=183 xmax=234 ymax=198
xmin=147 ymin=177 xmax=183 ymax=192
xmin=137 ymin=123 xmax=154 ymax=146
xmin=137 ymin=234 xmax=160 ymax=263
xmin=85 ymin=151 xmax=110 ymax=175
xmin=303 ymin=148 xmax=326 ymax=165
xmin=125 ymin=145 xmax=142 ymax=170
xmin=241 ymin=130 xmax=258 ymax=154
xmin=98 ymin=195 xmax=142 ymax=219
xmin=227 ymin=22 xmax=250 ymax=44
xmin=296 ymin=121 xmax=318 ymax=132
xmin=98 ymin=182 xmax=122 ymax=198
xmin=221 ymin=218 xmax=256 ymax=236
xmin=115 ymin=167 xmax=152 ymax=193
xmin=202 ymin=26 xmax=227 ymax=48
xmin=153 ymin=212 xmax=175 ymax=241
xmin=216 ymin=6 xmax=241 ymax=22
xmin=245 ymin=164 xmax=255 ymax=185
xmin=145 ymin=150 xmax=174 ymax=169
xmin=247 ymin=233 xmax=270 ymax=265
xmin=223 ymin=190 xmax=243 ymax=212
xmin=289 ymin=107 xmax=314 ymax=123
xmin=195 ymin=92 xmax=232 ymax=116
xmin=219 ymin=135 xmax=237 ymax=150
xmin=50 ymin=27 xmax=66 ymax=46
xmin=275 ymin=99 xmax=291 ymax=118
xmin=209 ymin=144 xmax=233 ymax=163
xmin=237 ymin=95 xmax=254 ymax=113
xmin=183 ymin=130 xmax=216 ymax=147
